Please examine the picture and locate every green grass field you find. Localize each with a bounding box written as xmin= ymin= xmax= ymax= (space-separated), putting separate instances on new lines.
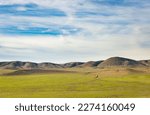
xmin=0 ymin=68 xmax=150 ymax=98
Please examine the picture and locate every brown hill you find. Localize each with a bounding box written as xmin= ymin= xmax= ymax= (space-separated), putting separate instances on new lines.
xmin=38 ymin=63 xmax=62 ymax=69
xmin=0 ymin=61 xmax=84 ymax=69
xmin=0 ymin=57 xmax=149 ymax=69
xmin=97 ymin=57 xmax=145 ymax=67
xmin=21 ymin=62 xmax=38 ymax=69
xmin=139 ymin=60 xmax=150 ymax=67
xmin=62 ymin=62 xmax=84 ymax=68
xmin=0 ymin=61 xmax=27 ymax=69
xmin=79 ymin=61 xmax=103 ymax=67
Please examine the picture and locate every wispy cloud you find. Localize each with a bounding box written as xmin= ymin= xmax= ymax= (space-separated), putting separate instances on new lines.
xmin=0 ymin=3 xmax=66 ymax=17
xmin=0 ymin=0 xmax=150 ymax=62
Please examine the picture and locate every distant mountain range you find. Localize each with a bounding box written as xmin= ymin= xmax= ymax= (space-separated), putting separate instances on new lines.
xmin=0 ymin=57 xmax=150 ymax=69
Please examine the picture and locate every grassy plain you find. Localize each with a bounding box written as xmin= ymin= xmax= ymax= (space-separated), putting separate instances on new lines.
xmin=0 ymin=68 xmax=150 ymax=98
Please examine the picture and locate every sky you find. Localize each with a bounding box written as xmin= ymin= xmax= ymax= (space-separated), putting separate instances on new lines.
xmin=0 ymin=0 xmax=150 ymax=63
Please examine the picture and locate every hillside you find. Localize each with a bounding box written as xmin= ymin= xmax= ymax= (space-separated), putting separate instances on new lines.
xmin=97 ymin=57 xmax=145 ymax=68
xmin=0 ymin=57 xmax=149 ymax=69
xmin=62 ymin=62 xmax=84 ymax=68
xmin=139 ymin=60 xmax=150 ymax=67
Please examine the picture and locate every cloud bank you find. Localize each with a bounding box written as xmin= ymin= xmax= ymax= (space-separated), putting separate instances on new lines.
xmin=0 ymin=0 xmax=150 ymax=62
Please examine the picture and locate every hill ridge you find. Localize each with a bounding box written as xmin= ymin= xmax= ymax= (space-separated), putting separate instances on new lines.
xmin=0 ymin=57 xmax=149 ymax=69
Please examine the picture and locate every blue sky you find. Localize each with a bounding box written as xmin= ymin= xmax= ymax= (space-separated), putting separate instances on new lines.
xmin=0 ymin=0 xmax=150 ymax=63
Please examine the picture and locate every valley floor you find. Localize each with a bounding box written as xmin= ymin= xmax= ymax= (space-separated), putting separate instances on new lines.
xmin=0 ymin=68 xmax=150 ymax=98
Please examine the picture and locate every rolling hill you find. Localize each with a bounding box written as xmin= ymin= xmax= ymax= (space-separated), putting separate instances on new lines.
xmin=79 ymin=61 xmax=103 ymax=67
xmin=97 ymin=57 xmax=145 ymax=67
xmin=0 ymin=57 xmax=149 ymax=69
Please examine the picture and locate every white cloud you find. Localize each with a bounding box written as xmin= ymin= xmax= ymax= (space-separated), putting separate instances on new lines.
xmin=0 ymin=0 xmax=150 ymax=62
xmin=0 ymin=32 xmax=149 ymax=63
xmin=16 ymin=6 xmax=28 ymax=11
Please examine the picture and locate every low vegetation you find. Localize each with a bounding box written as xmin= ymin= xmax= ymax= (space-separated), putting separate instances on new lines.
xmin=0 ymin=67 xmax=150 ymax=98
